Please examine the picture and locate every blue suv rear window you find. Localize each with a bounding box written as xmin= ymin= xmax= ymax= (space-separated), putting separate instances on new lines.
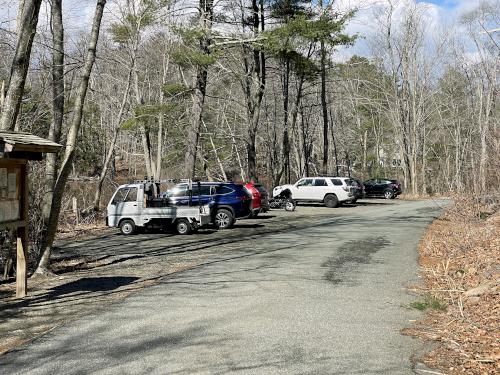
xmin=216 ymin=186 xmax=234 ymax=195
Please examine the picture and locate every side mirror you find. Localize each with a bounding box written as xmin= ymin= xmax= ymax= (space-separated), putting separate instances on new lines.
xmin=110 ymin=201 xmax=116 ymax=206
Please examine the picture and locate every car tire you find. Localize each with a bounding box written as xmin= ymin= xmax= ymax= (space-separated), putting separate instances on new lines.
xmin=284 ymin=199 xmax=296 ymax=211
xmin=119 ymin=219 xmax=136 ymax=235
xmin=324 ymin=194 xmax=339 ymax=208
xmin=351 ymin=198 xmax=357 ymax=204
xmin=176 ymin=219 xmax=192 ymax=235
xmin=384 ymin=189 xmax=394 ymax=199
xmin=214 ymin=209 xmax=234 ymax=229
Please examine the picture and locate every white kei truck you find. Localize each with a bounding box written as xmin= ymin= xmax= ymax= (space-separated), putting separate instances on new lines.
xmin=106 ymin=179 xmax=211 ymax=235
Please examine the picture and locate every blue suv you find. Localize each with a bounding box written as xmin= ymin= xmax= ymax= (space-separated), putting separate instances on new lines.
xmin=166 ymin=182 xmax=252 ymax=229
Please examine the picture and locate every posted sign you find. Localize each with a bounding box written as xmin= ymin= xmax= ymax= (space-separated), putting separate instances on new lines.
xmin=0 ymin=165 xmax=20 ymax=223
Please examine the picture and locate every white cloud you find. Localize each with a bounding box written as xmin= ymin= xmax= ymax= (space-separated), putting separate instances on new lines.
xmin=332 ymin=0 xmax=485 ymax=61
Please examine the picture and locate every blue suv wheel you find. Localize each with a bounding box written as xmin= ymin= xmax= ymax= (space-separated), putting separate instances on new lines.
xmin=214 ymin=208 xmax=234 ymax=229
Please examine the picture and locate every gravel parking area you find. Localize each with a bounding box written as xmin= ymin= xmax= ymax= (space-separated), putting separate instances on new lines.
xmin=0 ymin=198 xmax=447 ymax=373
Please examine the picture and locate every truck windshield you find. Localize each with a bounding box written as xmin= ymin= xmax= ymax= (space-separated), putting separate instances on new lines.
xmin=112 ymin=187 xmax=137 ymax=203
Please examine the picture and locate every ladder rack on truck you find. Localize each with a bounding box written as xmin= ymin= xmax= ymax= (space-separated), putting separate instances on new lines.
xmin=106 ymin=179 xmax=211 ymax=235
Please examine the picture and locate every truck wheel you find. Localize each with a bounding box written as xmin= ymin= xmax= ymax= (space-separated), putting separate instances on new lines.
xmin=384 ymin=190 xmax=394 ymax=199
xmin=324 ymin=194 xmax=339 ymax=208
xmin=214 ymin=209 xmax=234 ymax=229
xmin=119 ymin=219 xmax=136 ymax=235
xmin=176 ymin=219 xmax=192 ymax=235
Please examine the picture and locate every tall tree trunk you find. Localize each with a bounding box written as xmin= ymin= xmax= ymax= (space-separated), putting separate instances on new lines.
xmin=42 ymin=0 xmax=64 ymax=228
xmin=156 ymin=51 xmax=170 ymax=179
xmin=245 ymin=0 xmax=266 ymax=182
xmin=203 ymin=120 xmax=226 ymax=180
xmin=284 ymin=73 xmax=306 ymax=179
xmin=12 ymin=0 xmax=27 ymax=131
xmin=280 ymin=41 xmax=313 ymax=183
xmin=184 ymin=0 xmax=213 ymax=179
xmin=132 ymin=64 xmax=155 ymax=178
xmin=421 ymin=120 xmax=427 ymax=195
xmin=300 ymin=107 xmax=310 ymax=177
xmin=362 ymin=129 xmax=367 ymax=176
xmin=0 ymin=0 xmax=43 ymax=130
xmin=36 ymin=0 xmax=106 ymax=274
xmin=282 ymin=59 xmax=291 ymax=183
xmin=156 ymin=112 xmax=163 ymax=179
xmin=329 ymin=108 xmax=339 ymax=175
xmin=319 ymin=0 xmax=329 ymax=175
xmin=16 ymin=1 xmax=27 ymax=31
xmin=478 ymin=84 xmax=491 ymax=194
xmin=184 ymin=72 xmax=206 ymax=179
xmin=0 ymin=80 xmax=5 ymax=107
xmin=92 ymin=69 xmax=133 ymax=211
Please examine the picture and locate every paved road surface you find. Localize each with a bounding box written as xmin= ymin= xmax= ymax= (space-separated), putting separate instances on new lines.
xmin=0 ymin=199 xmax=446 ymax=374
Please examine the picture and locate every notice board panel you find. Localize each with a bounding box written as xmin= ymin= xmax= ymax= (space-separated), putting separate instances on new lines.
xmin=0 ymin=164 xmax=21 ymax=224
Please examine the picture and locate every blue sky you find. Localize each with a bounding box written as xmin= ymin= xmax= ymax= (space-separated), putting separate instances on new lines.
xmin=417 ymin=0 xmax=460 ymax=7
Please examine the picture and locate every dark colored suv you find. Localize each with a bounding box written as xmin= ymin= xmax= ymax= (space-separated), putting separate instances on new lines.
xmin=346 ymin=178 xmax=365 ymax=203
xmin=363 ymin=179 xmax=402 ymax=199
xmin=166 ymin=182 xmax=252 ymax=229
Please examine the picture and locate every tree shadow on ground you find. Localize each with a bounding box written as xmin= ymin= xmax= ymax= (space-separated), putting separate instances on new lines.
xmin=52 ymin=255 xmax=145 ymax=274
xmin=252 ymin=215 xmax=276 ymax=219
xmin=1 ymin=276 xmax=140 ymax=312
xmin=349 ymin=200 xmax=396 ymax=206
xmin=296 ymin=201 xmax=396 ymax=208
xmin=48 ymin=276 xmax=139 ymax=297
xmin=232 ymin=223 xmax=265 ymax=229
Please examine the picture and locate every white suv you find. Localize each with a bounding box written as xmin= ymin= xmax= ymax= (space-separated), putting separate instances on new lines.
xmin=272 ymin=177 xmax=353 ymax=208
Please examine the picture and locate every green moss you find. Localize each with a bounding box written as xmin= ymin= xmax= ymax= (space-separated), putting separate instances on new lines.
xmin=479 ymin=212 xmax=492 ymax=220
xmin=408 ymin=295 xmax=447 ymax=311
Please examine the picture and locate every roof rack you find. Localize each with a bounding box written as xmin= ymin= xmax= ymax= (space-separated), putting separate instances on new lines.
xmin=133 ymin=178 xmax=197 ymax=184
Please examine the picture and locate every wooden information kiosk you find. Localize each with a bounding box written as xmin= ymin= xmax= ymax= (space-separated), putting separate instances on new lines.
xmin=0 ymin=131 xmax=61 ymax=298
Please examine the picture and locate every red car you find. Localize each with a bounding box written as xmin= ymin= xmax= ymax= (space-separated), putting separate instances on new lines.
xmin=244 ymin=182 xmax=270 ymax=217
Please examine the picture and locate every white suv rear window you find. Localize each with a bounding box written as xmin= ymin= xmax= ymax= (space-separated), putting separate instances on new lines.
xmin=331 ymin=178 xmax=343 ymax=186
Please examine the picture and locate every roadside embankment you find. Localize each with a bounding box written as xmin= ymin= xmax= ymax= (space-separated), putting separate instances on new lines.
xmin=406 ymin=196 xmax=499 ymax=374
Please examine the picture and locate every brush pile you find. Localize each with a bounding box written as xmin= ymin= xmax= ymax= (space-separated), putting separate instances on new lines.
xmin=406 ymin=195 xmax=499 ymax=374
